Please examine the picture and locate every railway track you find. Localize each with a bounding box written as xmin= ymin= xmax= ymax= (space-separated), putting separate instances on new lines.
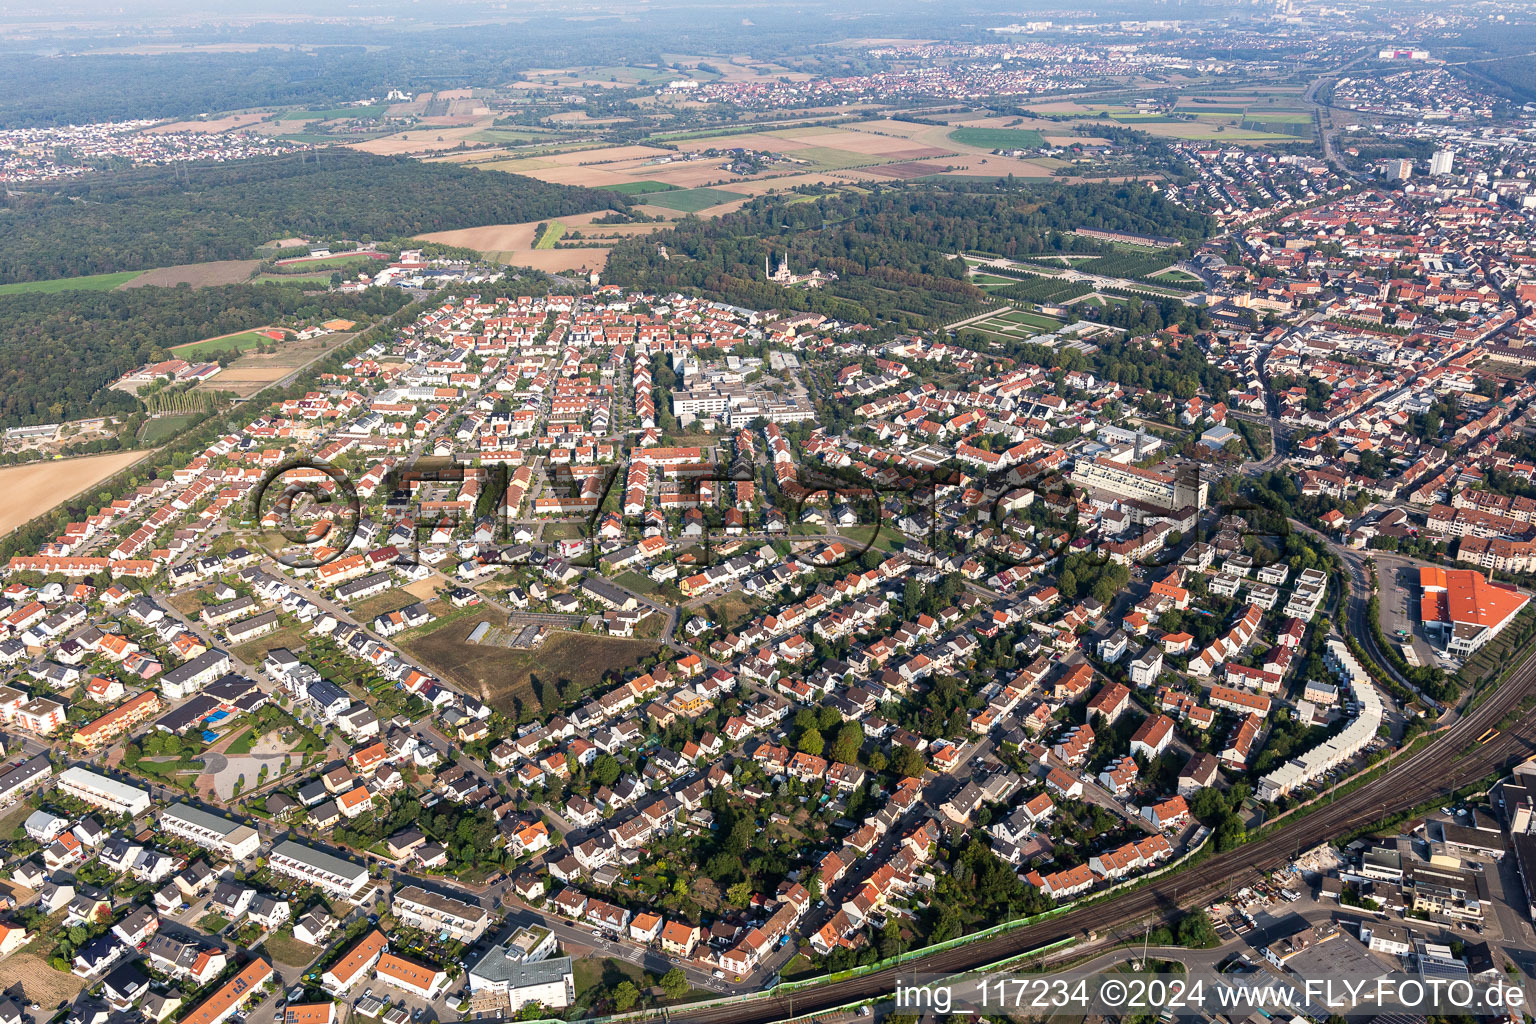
xmin=664 ymin=641 xmax=1536 ymax=1024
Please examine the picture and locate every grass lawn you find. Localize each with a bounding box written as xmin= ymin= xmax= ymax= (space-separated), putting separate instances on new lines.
xmin=638 ymin=187 xmax=744 ymax=213
xmin=534 ymin=222 xmax=567 ymax=250
xmin=278 ymin=104 xmax=386 ymax=120
xmin=224 ymin=728 xmax=257 ymax=756
xmin=613 ymin=570 xmax=683 ymax=603
xmin=170 ymin=330 xmax=280 ymax=358
xmin=131 ymin=757 xmax=205 ymax=779
xmin=0 ymin=800 xmax=35 ymax=840
xmin=574 ymin=956 xmax=646 ymax=998
xmin=348 ymin=589 xmax=417 ymax=621
xmin=232 ymin=620 xmax=313 ymax=665
xmin=1010 ymin=310 xmax=1066 ymax=330
xmin=948 ymin=126 xmax=1046 ymax=149
xmin=138 ymin=412 xmax=206 ymax=445
xmin=606 ymin=180 xmax=681 ymax=195
xmin=261 ymin=927 xmax=324 ymax=967
xmin=0 ymin=270 xmax=145 ymax=295
xmin=696 ymin=590 xmax=767 ymax=631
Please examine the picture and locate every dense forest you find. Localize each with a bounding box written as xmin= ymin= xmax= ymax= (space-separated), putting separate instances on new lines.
xmin=600 ymin=181 xmax=1212 ymax=329
xmin=0 ymin=152 xmax=622 ymax=284
xmin=0 ymin=284 xmax=409 ymax=428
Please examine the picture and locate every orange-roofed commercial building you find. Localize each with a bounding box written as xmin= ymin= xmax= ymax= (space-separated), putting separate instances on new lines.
xmin=1419 ymin=566 xmax=1530 ymax=656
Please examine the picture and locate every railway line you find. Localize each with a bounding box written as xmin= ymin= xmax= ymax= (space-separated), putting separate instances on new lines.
xmin=665 ymin=637 xmax=1536 ymax=1024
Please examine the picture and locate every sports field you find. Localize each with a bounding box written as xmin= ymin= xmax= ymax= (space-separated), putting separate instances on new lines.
xmin=170 ymin=330 xmax=284 ymax=358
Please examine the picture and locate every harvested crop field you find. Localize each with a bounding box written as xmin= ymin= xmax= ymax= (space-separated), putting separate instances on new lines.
xmin=0 ymin=450 xmax=147 ymax=534
xmin=146 ymin=113 xmax=274 ymax=134
xmin=349 ymin=123 xmax=497 ymax=155
xmin=404 ymin=619 xmax=659 ymax=717
xmin=860 ymin=161 xmax=951 ymax=179
xmin=493 ymin=248 xmax=613 ymax=273
xmin=120 ymin=260 xmax=260 ymax=288
xmin=417 ymin=211 xmax=666 ymax=270
xmin=0 ymin=951 xmax=86 ymax=1005
xmin=199 ymin=336 xmax=342 ymax=394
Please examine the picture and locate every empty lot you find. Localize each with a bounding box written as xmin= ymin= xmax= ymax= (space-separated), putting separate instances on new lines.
xmin=404 ymin=620 xmax=659 ymax=717
xmin=0 ymin=450 xmax=148 ymax=534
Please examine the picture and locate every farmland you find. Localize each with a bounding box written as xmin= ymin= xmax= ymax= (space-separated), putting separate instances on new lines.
xmin=533 ymin=222 xmax=567 ymax=249
xmin=278 ymin=104 xmax=387 ymax=120
xmin=636 ymin=187 xmax=746 ymax=213
xmin=0 ymin=270 xmax=145 ymax=295
xmin=404 ymin=620 xmax=660 ymax=718
xmin=120 ymin=260 xmax=263 ymax=289
xmin=947 ymin=127 xmax=1046 ymax=150
xmin=194 ymin=335 xmax=342 ymax=397
xmin=0 ymin=450 xmax=147 ymax=534
xmin=606 ymin=181 xmax=682 ymax=195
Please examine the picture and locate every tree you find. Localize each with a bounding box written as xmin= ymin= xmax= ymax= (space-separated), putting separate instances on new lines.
xmin=592 ymin=754 xmax=621 ymax=788
xmin=660 ymin=968 xmax=689 ymax=999
xmin=726 ymin=881 xmax=753 ymax=907
xmin=1177 ymin=908 xmax=1219 ymax=948
xmin=799 ymin=728 xmax=824 ymax=757
xmin=1059 ymin=568 xmax=1079 ymax=600
xmin=831 ymin=722 xmax=863 ymax=765
xmin=891 ymin=744 xmax=926 ymax=779
xmin=612 ymin=981 xmax=640 ymax=1011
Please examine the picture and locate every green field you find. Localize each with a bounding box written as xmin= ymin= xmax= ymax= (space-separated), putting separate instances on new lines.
xmin=273 ymin=253 xmax=380 ymax=272
xmin=948 ymin=127 xmax=1046 ymax=150
xmin=278 ymin=105 xmax=386 ymax=121
xmin=468 ymin=128 xmax=555 ymax=144
xmin=138 ymin=412 xmax=206 ymax=445
xmin=1240 ymin=112 xmax=1312 ymax=124
xmin=1011 ymin=310 xmax=1067 ymax=330
xmin=534 ymin=222 xmax=567 ymax=250
xmin=0 ymin=270 xmax=145 ymax=295
xmin=606 ymin=180 xmax=682 ymax=195
xmin=782 ymin=145 xmax=880 ymax=171
xmin=637 ymin=187 xmax=745 ymax=213
xmin=170 ymin=330 xmax=281 ymax=358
